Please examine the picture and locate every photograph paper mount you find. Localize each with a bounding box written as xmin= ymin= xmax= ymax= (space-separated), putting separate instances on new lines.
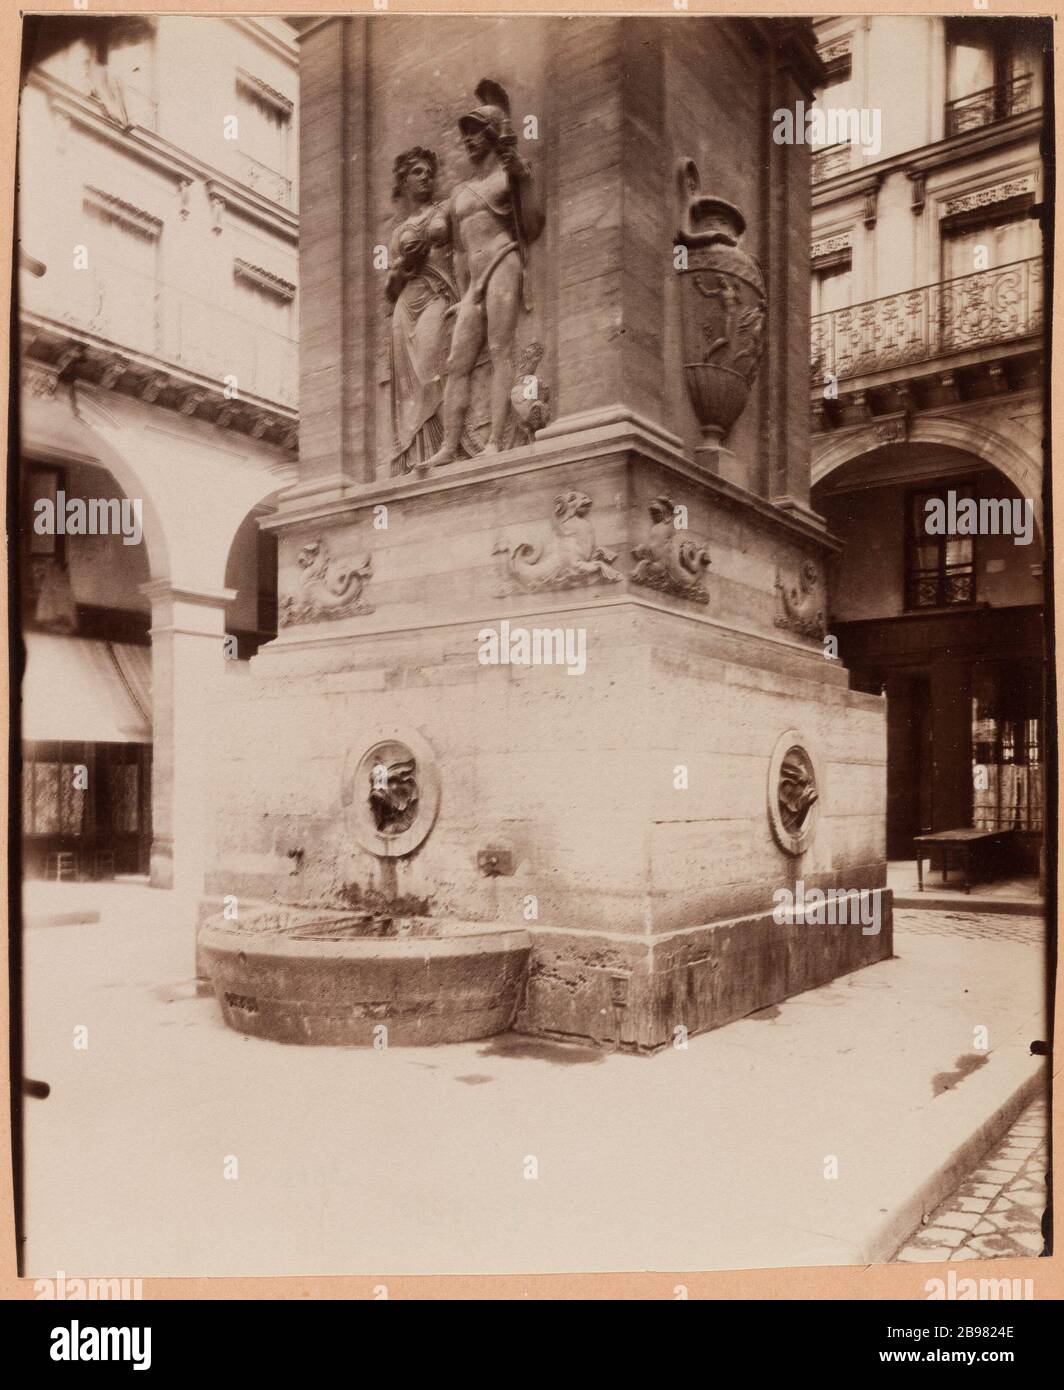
xmin=4 ymin=1 xmax=1056 ymax=1302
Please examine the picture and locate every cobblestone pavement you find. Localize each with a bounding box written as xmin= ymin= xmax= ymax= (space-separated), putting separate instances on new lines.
xmin=893 ymin=1098 xmax=1048 ymax=1262
xmin=894 ymin=907 xmax=1045 ymax=946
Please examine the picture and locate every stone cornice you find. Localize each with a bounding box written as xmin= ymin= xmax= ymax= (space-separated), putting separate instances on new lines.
xmin=21 ymin=315 xmax=298 ymax=452
xmin=84 ymin=185 xmax=162 ymax=240
xmin=289 ymin=16 xmax=343 ymax=43
xmin=204 ymin=178 xmax=297 ymax=243
xmin=746 ymin=17 xmax=826 ymax=99
xmin=813 ymin=108 xmax=1042 ymax=206
xmin=233 ymin=258 xmax=297 ymax=302
xmin=264 ymin=418 xmax=840 ymax=555
xmin=236 ymin=67 xmax=294 ymax=117
xmin=226 ymin=16 xmax=299 ymax=65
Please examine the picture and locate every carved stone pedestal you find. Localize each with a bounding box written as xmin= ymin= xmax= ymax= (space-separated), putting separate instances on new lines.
xmin=202 ymin=417 xmax=891 ymax=1048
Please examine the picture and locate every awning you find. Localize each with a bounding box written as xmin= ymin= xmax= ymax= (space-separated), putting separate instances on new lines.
xmin=20 ymin=633 xmax=152 ymax=743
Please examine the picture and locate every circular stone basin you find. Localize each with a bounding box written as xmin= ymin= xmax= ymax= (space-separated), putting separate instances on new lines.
xmin=198 ymin=906 xmax=532 ymax=1046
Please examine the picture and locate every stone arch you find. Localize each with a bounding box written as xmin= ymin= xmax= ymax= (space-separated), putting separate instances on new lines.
xmin=44 ymin=389 xmax=173 ymax=579
xmin=223 ymin=491 xmax=286 ymax=656
xmin=811 ymin=415 xmax=1043 ymax=535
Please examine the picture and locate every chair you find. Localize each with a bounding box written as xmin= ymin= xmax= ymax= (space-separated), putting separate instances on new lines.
xmin=47 ymin=850 xmax=77 ymax=882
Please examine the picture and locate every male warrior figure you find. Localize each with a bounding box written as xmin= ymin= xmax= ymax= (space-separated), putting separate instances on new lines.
xmin=422 ymin=79 xmax=544 ymax=466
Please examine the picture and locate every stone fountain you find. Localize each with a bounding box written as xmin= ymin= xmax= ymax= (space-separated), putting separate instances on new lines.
xmin=198 ymin=15 xmax=892 ymax=1050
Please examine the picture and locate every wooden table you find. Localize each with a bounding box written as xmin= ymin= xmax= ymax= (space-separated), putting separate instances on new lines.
xmin=914 ymin=829 xmax=1008 ymax=894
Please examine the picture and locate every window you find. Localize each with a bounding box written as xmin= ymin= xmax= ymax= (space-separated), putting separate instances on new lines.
xmin=941 ymin=209 xmax=1038 ymax=279
xmin=945 ymin=18 xmax=1036 ymax=134
xmin=813 ymin=262 xmax=852 ymax=316
xmin=78 ymin=17 xmax=157 ymax=130
xmin=971 ymin=664 xmax=1043 ymax=832
xmin=22 ymin=743 xmax=89 ymax=837
xmin=233 ymin=71 xmax=294 ymax=206
xmin=81 ymin=187 xmax=162 ymax=355
xmin=905 ymin=485 xmax=976 ymax=610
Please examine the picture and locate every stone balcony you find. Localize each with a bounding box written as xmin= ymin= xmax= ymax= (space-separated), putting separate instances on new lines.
xmin=809 ymin=257 xmax=1043 ymax=434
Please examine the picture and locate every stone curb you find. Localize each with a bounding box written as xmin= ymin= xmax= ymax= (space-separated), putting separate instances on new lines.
xmin=859 ymin=1063 xmax=1047 ymax=1265
xmin=892 ymin=894 xmax=1043 ymax=917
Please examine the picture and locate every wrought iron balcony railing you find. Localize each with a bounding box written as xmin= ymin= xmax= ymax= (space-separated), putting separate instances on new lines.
xmin=945 ymin=74 xmax=1034 ymax=137
xmin=810 ymin=257 xmax=1043 ymax=386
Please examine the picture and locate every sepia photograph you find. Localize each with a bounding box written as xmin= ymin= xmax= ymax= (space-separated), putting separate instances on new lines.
xmin=5 ymin=1 xmax=1056 ymax=1316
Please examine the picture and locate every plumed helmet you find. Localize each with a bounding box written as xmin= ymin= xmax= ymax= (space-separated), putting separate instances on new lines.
xmin=458 ymin=78 xmax=511 ymax=140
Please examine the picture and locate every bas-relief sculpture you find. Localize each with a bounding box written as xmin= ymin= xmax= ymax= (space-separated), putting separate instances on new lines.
xmin=279 ymin=540 xmax=373 ymax=626
xmin=493 ymin=490 xmax=622 ymax=595
xmin=774 ymin=559 xmax=827 ymax=639
xmin=368 ymin=753 xmax=419 ymax=836
xmin=767 ymin=730 xmax=821 ymax=857
xmin=342 ymin=733 xmax=442 ymax=859
xmin=385 ymin=79 xmax=545 ymax=472
xmin=386 ymin=146 xmax=477 ymax=471
xmin=631 ymin=495 xmax=712 ymax=604
xmin=675 ymin=160 xmax=766 ymax=446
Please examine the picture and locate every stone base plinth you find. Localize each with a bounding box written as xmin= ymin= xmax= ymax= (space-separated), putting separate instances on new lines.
xmin=518 ymin=892 xmax=892 ymax=1050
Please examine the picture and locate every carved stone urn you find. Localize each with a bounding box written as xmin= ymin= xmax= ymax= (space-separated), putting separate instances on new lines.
xmin=675 ymin=161 xmax=767 ymax=447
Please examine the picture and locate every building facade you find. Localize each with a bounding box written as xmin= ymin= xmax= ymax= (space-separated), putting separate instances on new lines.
xmin=18 ymin=14 xmax=299 ymax=894
xmin=807 ymin=15 xmax=1047 ymax=870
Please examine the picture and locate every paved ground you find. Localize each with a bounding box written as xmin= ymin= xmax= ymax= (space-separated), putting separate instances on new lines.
xmin=887 ymin=860 xmax=1042 ymax=914
xmin=893 ymin=1098 xmax=1048 ymax=1262
xmin=20 ymin=884 xmax=1048 ymax=1277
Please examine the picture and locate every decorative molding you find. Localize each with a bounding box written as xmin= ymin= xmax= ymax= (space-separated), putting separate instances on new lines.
xmin=205 ymin=176 xmax=295 ymax=241
xmin=811 ymin=231 xmax=852 ymax=262
xmin=21 ymin=309 xmax=297 ymax=446
xmin=83 ymin=185 xmax=162 ymax=240
xmin=492 ymin=491 xmax=622 ymax=595
xmin=872 ymin=411 xmax=908 ymax=445
xmin=140 ymin=374 xmax=167 ymax=403
xmin=812 ymin=111 xmax=1042 ymax=208
xmin=99 ymin=357 xmax=126 ymax=390
xmin=236 ymin=68 xmax=294 ymax=118
xmin=908 ymin=170 xmax=926 ymax=213
xmin=817 ymin=36 xmax=852 ymax=65
xmin=630 ymin=496 xmax=711 ymax=604
xmin=23 ymin=360 xmax=59 ymax=398
xmin=280 ymin=540 xmax=373 ymax=626
xmin=941 ymin=175 xmax=1037 ymax=221
xmin=817 ymin=35 xmax=852 ymax=84
xmin=863 ymin=178 xmax=881 ymax=228
xmin=233 ymin=257 xmax=296 ymax=303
